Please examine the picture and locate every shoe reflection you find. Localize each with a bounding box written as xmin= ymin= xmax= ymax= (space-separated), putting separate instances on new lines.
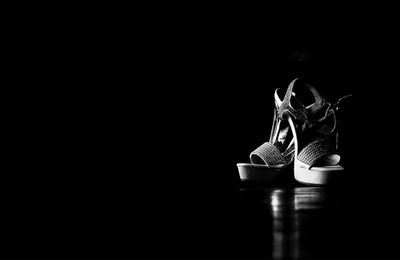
xmin=269 ymin=187 xmax=327 ymax=260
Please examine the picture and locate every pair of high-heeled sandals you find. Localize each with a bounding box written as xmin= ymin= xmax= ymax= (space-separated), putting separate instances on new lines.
xmin=237 ymin=78 xmax=352 ymax=185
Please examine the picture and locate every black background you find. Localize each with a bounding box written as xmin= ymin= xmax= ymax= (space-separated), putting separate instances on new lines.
xmin=5 ymin=3 xmax=397 ymax=259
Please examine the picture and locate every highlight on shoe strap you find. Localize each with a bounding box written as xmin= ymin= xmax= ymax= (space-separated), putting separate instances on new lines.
xmin=277 ymin=78 xmax=328 ymax=124
xmin=250 ymin=142 xmax=286 ymax=166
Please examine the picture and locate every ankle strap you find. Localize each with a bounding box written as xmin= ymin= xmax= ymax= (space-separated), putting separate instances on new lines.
xmin=277 ymin=78 xmax=328 ymax=125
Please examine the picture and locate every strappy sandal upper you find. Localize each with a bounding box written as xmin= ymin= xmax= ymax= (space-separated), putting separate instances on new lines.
xmin=249 ymin=88 xmax=295 ymax=168
xmin=278 ymin=78 xmax=346 ymax=168
xmin=277 ymin=78 xmax=351 ymax=184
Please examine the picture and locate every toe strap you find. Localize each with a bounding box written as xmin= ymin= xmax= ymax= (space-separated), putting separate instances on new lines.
xmin=298 ymin=138 xmax=340 ymax=169
xmin=250 ymin=142 xmax=286 ymax=166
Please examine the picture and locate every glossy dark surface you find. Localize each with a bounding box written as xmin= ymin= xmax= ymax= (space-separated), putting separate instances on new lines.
xmin=2 ymin=171 xmax=399 ymax=259
xmin=236 ymin=185 xmax=354 ymax=259
xmin=231 ymin=182 xmax=400 ymax=260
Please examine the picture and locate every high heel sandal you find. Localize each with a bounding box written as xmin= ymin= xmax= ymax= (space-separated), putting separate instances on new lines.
xmin=236 ymin=88 xmax=296 ymax=183
xmin=279 ymin=78 xmax=351 ymax=185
